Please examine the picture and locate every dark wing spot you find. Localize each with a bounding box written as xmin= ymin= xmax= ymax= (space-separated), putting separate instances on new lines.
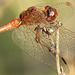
xmin=61 ymin=57 xmax=67 ymax=65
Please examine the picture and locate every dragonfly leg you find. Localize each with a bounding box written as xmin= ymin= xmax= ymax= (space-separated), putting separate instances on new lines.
xmin=43 ymin=21 xmax=58 ymax=38
xmin=54 ymin=21 xmax=63 ymax=29
xmin=34 ymin=25 xmax=40 ymax=43
xmin=44 ymin=21 xmax=62 ymax=38
xmin=41 ymin=26 xmax=54 ymax=39
xmin=44 ymin=20 xmax=57 ymax=30
xmin=42 ymin=24 xmax=51 ymax=38
xmin=51 ymin=21 xmax=63 ymax=37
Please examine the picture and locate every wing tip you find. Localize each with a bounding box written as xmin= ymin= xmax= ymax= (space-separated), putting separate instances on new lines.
xmin=66 ymin=2 xmax=72 ymax=6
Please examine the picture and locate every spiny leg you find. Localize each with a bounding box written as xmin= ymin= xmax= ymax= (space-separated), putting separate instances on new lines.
xmin=51 ymin=21 xmax=62 ymax=37
xmin=43 ymin=20 xmax=57 ymax=38
xmin=44 ymin=20 xmax=57 ymax=29
xmin=34 ymin=25 xmax=54 ymax=51
xmin=44 ymin=21 xmax=62 ymax=37
xmin=42 ymin=24 xmax=50 ymax=38
xmin=34 ymin=25 xmax=40 ymax=43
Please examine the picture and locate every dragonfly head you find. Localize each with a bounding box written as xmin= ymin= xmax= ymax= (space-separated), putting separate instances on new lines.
xmin=43 ymin=6 xmax=58 ymax=22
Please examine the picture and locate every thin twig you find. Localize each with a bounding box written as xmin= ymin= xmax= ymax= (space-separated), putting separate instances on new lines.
xmin=56 ymin=27 xmax=61 ymax=75
xmin=55 ymin=21 xmax=66 ymax=75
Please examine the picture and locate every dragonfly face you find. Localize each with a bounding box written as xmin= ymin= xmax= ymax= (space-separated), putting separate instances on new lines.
xmin=43 ymin=6 xmax=58 ymax=22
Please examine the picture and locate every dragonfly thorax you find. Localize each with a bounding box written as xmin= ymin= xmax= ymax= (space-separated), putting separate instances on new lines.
xmin=19 ymin=6 xmax=46 ymax=25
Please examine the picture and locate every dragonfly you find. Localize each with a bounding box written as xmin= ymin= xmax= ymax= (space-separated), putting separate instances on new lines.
xmin=0 ymin=1 xmax=75 ymax=73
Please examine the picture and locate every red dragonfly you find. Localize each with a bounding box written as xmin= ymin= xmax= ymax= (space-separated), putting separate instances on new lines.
xmin=0 ymin=2 xmax=75 ymax=73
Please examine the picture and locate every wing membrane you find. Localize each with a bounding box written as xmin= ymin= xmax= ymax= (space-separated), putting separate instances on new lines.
xmin=59 ymin=26 xmax=75 ymax=56
xmin=35 ymin=2 xmax=74 ymax=23
xmin=12 ymin=25 xmax=70 ymax=73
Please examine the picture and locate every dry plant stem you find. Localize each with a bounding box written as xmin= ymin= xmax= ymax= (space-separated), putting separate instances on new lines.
xmin=56 ymin=29 xmax=61 ymax=75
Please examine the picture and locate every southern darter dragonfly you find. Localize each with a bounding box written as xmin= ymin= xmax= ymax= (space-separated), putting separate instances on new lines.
xmin=0 ymin=2 xmax=75 ymax=74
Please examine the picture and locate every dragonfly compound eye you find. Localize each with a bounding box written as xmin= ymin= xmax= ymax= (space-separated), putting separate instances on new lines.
xmin=19 ymin=14 xmax=22 ymax=21
xmin=43 ymin=6 xmax=58 ymax=22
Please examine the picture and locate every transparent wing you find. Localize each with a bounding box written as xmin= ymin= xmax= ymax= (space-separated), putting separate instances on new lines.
xmin=45 ymin=25 xmax=75 ymax=56
xmin=59 ymin=26 xmax=75 ymax=56
xmin=35 ymin=2 xmax=74 ymax=23
xmin=12 ymin=25 xmax=56 ymax=68
xmin=12 ymin=25 xmax=69 ymax=73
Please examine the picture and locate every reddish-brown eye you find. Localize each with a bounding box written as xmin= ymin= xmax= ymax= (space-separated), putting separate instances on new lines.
xmin=43 ymin=6 xmax=58 ymax=22
xmin=48 ymin=7 xmax=58 ymax=22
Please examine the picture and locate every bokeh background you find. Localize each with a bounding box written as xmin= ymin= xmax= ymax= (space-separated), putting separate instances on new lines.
xmin=0 ymin=0 xmax=75 ymax=75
